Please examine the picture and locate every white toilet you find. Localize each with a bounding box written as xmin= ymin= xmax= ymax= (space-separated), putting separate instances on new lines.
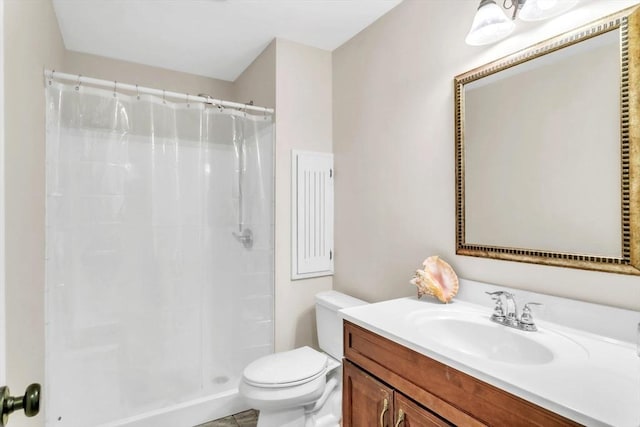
xmin=239 ymin=291 xmax=367 ymax=427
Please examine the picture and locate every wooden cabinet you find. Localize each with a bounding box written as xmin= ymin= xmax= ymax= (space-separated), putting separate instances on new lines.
xmin=343 ymin=361 xmax=452 ymax=427
xmin=343 ymin=361 xmax=393 ymax=426
xmin=343 ymin=321 xmax=581 ymax=427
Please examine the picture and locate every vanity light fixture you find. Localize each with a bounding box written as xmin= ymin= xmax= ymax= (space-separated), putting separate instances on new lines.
xmin=465 ymin=0 xmax=515 ymax=46
xmin=465 ymin=0 xmax=579 ymax=46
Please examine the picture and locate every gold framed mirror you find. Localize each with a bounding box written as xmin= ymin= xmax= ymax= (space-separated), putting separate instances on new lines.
xmin=455 ymin=6 xmax=640 ymax=275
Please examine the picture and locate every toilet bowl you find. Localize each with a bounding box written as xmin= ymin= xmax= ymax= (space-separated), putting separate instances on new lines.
xmin=239 ymin=291 xmax=367 ymax=427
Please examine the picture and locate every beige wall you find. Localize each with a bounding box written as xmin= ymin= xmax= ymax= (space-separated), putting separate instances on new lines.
xmin=233 ymin=41 xmax=276 ymax=111
xmin=65 ymin=50 xmax=234 ymax=102
xmin=0 ymin=0 xmax=5 ymax=386
xmin=3 ymin=3 xmax=65 ymax=426
xmin=333 ymin=0 xmax=640 ymax=310
xmin=274 ymin=39 xmax=333 ymax=351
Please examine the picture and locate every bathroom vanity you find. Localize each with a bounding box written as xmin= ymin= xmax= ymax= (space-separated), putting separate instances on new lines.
xmin=342 ymin=322 xmax=577 ymax=426
xmin=340 ymin=279 xmax=640 ymax=427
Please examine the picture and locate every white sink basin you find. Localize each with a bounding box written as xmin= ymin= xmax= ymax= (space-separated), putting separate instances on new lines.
xmin=406 ymin=309 xmax=588 ymax=365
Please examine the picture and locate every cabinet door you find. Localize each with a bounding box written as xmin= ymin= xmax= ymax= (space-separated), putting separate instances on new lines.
xmin=394 ymin=393 xmax=454 ymax=427
xmin=343 ymin=360 xmax=394 ymax=427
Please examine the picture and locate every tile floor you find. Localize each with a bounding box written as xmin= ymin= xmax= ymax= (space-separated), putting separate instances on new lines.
xmin=195 ymin=409 xmax=259 ymax=427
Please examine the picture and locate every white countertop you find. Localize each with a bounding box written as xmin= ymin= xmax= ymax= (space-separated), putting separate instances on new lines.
xmin=340 ymin=295 xmax=640 ymax=427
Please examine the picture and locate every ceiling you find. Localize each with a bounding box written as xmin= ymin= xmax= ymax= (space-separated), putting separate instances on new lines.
xmin=52 ymin=0 xmax=403 ymax=82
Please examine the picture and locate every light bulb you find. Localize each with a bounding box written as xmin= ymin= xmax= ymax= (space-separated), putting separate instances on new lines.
xmin=466 ymin=0 xmax=515 ymax=46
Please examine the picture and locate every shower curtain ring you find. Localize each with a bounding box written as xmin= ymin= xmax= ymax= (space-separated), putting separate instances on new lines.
xmin=113 ymin=81 xmax=117 ymax=98
xmin=163 ymin=90 xmax=166 ymax=104
xmin=136 ymin=84 xmax=140 ymax=100
xmin=48 ymin=69 xmax=55 ymax=86
xmin=186 ymin=93 xmax=190 ymax=108
xmin=75 ymin=74 xmax=82 ymax=91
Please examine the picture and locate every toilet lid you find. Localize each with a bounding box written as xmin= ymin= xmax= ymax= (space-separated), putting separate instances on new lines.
xmin=243 ymin=346 xmax=328 ymax=388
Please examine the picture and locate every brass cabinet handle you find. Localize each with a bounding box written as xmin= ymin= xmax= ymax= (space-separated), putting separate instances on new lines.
xmin=0 ymin=383 xmax=41 ymax=427
xmin=379 ymin=397 xmax=389 ymax=427
xmin=394 ymin=409 xmax=405 ymax=427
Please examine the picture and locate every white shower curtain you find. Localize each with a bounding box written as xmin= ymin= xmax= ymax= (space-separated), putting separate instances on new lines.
xmin=45 ymin=82 xmax=274 ymax=427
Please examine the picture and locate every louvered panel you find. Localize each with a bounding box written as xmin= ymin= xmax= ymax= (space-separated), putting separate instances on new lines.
xmin=292 ymin=151 xmax=334 ymax=279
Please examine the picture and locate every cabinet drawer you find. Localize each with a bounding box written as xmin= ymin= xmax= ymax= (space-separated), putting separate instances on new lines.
xmin=344 ymin=321 xmax=580 ymax=427
xmin=395 ymin=392 xmax=453 ymax=427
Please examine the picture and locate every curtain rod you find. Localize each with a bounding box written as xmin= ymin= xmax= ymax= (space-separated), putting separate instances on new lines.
xmin=44 ymin=69 xmax=274 ymax=114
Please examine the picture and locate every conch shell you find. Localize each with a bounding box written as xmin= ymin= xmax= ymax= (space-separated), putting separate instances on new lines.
xmin=410 ymin=256 xmax=459 ymax=303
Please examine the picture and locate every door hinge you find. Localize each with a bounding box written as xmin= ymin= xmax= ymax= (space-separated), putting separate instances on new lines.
xmin=329 ymin=168 xmax=333 ymax=178
xmin=329 ymin=250 xmax=333 ymax=260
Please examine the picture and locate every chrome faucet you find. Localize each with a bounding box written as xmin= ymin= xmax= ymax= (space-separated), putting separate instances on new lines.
xmin=485 ymin=291 xmax=542 ymax=332
xmin=503 ymin=292 xmax=519 ymax=327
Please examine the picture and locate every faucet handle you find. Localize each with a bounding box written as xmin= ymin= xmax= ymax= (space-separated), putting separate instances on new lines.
xmin=486 ymin=290 xmax=516 ymax=299
xmin=485 ymin=290 xmax=509 ymax=298
xmin=522 ymin=302 xmax=543 ymax=313
xmin=520 ymin=302 xmax=543 ymax=331
xmin=485 ymin=291 xmax=506 ymax=322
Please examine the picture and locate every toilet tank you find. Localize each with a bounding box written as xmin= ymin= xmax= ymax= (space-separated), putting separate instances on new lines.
xmin=315 ymin=291 xmax=368 ymax=360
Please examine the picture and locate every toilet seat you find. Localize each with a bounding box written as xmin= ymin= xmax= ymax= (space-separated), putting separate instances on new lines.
xmin=243 ymin=346 xmax=328 ymax=388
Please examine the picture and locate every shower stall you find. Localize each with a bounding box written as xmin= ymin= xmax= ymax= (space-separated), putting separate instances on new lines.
xmin=44 ymin=77 xmax=274 ymax=427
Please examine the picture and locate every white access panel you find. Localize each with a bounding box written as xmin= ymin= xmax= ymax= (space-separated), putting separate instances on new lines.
xmin=291 ymin=151 xmax=334 ymax=279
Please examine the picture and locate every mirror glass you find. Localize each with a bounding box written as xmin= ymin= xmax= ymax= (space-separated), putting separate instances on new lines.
xmin=455 ymin=8 xmax=640 ymax=275
xmin=465 ymin=30 xmax=621 ymax=257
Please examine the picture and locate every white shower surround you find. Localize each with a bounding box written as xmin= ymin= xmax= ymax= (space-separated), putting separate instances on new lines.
xmin=44 ymin=82 xmax=274 ymax=427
